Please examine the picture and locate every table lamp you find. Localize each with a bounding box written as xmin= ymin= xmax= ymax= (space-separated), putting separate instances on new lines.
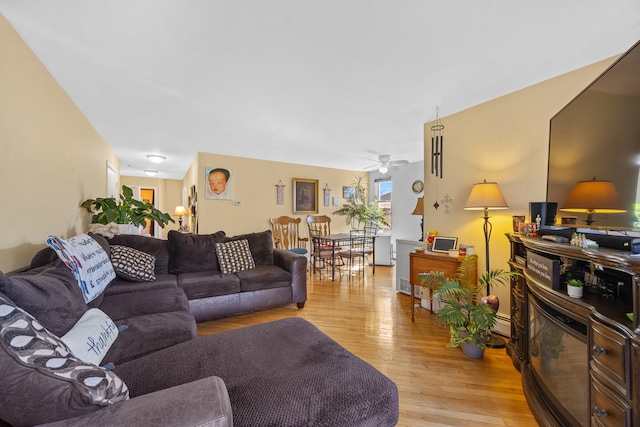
xmin=174 ymin=205 xmax=188 ymax=231
xmin=411 ymin=197 xmax=424 ymax=241
xmin=560 ymin=177 xmax=626 ymax=225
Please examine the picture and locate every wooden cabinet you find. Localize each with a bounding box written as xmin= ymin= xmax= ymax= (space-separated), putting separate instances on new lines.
xmin=506 ymin=234 xmax=640 ymax=427
xmin=409 ymin=250 xmax=476 ymax=321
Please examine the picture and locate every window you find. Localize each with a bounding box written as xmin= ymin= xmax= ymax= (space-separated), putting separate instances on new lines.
xmin=377 ymin=180 xmax=392 ymax=228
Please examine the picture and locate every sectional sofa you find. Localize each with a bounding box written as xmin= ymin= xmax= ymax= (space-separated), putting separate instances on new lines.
xmin=0 ymin=230 xmax=399 ymax=426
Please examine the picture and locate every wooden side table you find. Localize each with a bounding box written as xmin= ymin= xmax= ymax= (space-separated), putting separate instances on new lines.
xmin=409 ymin=251 xmax=477 ymax=321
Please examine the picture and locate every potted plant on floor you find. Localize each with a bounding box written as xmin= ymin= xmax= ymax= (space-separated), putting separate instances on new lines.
xmin=419 ymin=256 xmax=520 ymax=358
xmin=80 ymin=185 xmax=174 ymax=233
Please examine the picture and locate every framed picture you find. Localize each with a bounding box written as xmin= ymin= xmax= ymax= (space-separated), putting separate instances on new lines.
xmin=293 ymin=178 xmax=318 ymax=214
xmin=343 ymin=186 xmax=355 ymax=199
xmin=205 ymin=166 xmax=233 ymax=200
xmin=431 ymin=236 xmax=458 ymax=253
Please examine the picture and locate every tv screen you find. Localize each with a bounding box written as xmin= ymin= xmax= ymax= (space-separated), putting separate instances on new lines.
xmin=547 ymin=39 xmax=640 ymax=230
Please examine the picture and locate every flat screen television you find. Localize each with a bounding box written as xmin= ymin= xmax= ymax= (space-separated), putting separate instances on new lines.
xmin=547 ymin=39 xmax=640 ymax=231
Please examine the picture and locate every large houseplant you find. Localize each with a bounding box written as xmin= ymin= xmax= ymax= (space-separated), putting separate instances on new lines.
xmin=80 ymin=185 xmax=174 ymax=229
xmin=419 ymin=256 xmax=520 ymax=357
xmin=333 ymin=176 xmax=388 ymax=229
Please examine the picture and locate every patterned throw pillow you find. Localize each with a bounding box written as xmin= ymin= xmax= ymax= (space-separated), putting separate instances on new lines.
xmin=0 ymin=295 xmax=129 ymax=426
xmin=215 ymin=239 xmax=256 ymax=274
xmin=110 ymin=245 xmax=156 ymax=282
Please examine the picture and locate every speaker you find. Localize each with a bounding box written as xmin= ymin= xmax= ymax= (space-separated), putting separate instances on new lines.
xmin=530 ymin=202 xmax=558 ymax=226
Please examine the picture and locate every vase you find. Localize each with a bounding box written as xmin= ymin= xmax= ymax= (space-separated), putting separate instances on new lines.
xmin=567 ymin=286 xmax=583 ymax=298
xmin=458 ymin=330 xmax=485 ymax=359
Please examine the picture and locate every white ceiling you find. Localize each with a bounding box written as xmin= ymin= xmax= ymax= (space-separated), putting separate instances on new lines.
xmin=2 ymin=1 xmax=639 ymax=179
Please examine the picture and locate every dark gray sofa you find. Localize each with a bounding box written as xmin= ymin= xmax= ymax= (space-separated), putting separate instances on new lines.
xmin=0 ymin=231 xmax=399 ymax=426
xmin=105 ymin=229 xmax=308 ymax=322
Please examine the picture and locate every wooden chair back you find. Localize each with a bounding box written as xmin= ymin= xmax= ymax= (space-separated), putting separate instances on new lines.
xmin=269 ymin=216 xmax=308 ymax=254
xmin=306 ymin=215 xmax=332 ymax=237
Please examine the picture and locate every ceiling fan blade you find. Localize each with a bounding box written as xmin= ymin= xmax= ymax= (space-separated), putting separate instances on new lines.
xmin=389 ymin=160 xmax=409 ymax=166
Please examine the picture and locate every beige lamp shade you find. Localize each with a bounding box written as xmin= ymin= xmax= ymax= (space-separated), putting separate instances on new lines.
xmin=411 ymin=197 xmax=424 ymax=215
xmin=561 ymin=178 xmax=626 ymax=213
xmin=464 ymin=180 xmax=508 ymax=210
xmin=173 ymin=205 xmax=188 ymax=216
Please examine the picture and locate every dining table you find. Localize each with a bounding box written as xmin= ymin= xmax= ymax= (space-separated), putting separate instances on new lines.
xmin=319 ymin=232 xmax=375 ymax=281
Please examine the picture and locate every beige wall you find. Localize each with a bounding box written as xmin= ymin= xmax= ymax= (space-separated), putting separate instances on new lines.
xmin=0 ymin=14 xmax=119 ymax=272
xmin=194 ymin=152 xmax=365 ymax=236
xmin=422 ymin=56 xmax=618 ymax=317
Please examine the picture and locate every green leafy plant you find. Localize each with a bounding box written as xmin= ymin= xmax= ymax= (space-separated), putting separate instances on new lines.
xmin=80 ymin=185 xmax=174 ymax=228
xmin=419 ymin=256 xmax=521 ymax=349
xmin=566 ymin=278 xmax=583 ymax=287
xmin=333 ymin=176 xmax=389 ymax=229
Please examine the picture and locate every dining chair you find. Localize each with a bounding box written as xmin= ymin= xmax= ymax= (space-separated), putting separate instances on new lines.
xmin=306 ymin=215 xmax=343 ymax=277
xmin=269 ymin=216 xmax=308 ymax=255
xmin=337 ymin=229 xmax=369 ymax=280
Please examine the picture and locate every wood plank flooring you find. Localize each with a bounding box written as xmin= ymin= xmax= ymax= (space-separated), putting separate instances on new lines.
xmin=197 ymin=264 xmax=538 ymax=427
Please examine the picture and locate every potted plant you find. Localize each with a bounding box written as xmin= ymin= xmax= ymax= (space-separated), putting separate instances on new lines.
xmin=80 ymin=185 xmax=174 ymax=232
xmin=566 ymin=278 xmax=583 ymax=298
xmin=419 ymin=256 xmax=521 ymax=358
xmin=333 ymin=176 xmax=388 ymax=229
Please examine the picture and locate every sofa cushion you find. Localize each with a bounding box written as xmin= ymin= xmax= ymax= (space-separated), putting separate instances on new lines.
xmin=98 ymin=287 xmax=191 ymax=322
xmin=61 ymin=308 xmax=119 ymax=366
xmin=103 ymin=311 xmax=197 ymax=365
xmin=0 ymin=294 xmax=129 ymax=427
xmin=110 ymin=245 xmax=156 ymax=282
xmin=1 ymin=262 xmax=88 ymax=336
xmin=224 ymin=230 xmax=274 ymax=266
xmin=103 ymin=274 xmax=178 ymax=297
xmin=46 ymin=234 xmax=116 ymax=303
xmin=106 ymin=234 xmax=171 ymax=275
xmin=177 ymin=271 xmax=241 ymax=299
xmin=167 ymin=230 xmax=227 ymax=274
xmin=215 ymin=239 xmax=256 ymax=274
xmin=236 ymin=265 xmax=292 ymax=292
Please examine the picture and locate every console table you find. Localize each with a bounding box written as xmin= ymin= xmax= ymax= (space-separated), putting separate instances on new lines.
xmin=506 ymin=234 xmax=640 ymax=427
xmin=409 ymin=250 xmax=477 ymax=321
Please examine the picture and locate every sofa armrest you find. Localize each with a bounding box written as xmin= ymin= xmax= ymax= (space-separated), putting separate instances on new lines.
xmin=273 ymin=248 xmax=307 ymax=305
xmin=39 ymin=376 xmax=232 ymax=427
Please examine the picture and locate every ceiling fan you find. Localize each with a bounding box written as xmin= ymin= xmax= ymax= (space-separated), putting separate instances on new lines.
xmin=364 ymin=154 xmax=409 ymax=173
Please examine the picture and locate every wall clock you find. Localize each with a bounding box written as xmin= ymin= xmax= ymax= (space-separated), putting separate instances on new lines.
xmin=412 ymin=180 xmax=424 ymax=193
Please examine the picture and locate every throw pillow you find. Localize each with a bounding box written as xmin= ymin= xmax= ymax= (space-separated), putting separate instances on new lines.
xmin=215 ymin=239 xmax=256 ymax=274
xmin=46 ymin=234 xmax=116 ymax=303
xmin=110 ymin=245 xmax=156 ymax=282
xmin=167 ymin=230 xmax=227 ymax=274
xmin=225 ymin=230 xmax=275 ymax=265
xmin=0 ymin=295 xmax=129 ymax=426
xmin=61 ymin=308 xmax=119 ymax=366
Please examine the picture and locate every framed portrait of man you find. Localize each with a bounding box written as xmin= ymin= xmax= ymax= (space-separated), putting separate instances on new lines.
xmin=293 ymin=178 xmax=318 ymax=214
xmin=205 ymin=167 xmax=233 ymax=200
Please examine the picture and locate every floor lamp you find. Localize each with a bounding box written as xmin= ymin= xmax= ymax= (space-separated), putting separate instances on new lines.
xmin=464 ymin=179 xmax=509 ymax=348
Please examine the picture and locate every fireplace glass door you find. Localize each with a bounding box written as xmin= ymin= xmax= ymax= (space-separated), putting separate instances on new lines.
xmin=529 ymin=293 xmax=589 ymax=426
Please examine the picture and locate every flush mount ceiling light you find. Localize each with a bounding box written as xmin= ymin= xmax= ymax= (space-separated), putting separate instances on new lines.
xmin=146 ymin=154 xmax=166 ymax=164
xmin=144 ymin=170 xmax=158 ymax=176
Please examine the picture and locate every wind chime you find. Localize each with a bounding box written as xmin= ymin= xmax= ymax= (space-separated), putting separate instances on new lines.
xmin=430 ymin=107 xmax=445 ymax=209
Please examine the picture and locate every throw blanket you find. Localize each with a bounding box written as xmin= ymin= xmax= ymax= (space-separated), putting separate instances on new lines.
xmin=46 ymin=234 xmax=116 ymax=303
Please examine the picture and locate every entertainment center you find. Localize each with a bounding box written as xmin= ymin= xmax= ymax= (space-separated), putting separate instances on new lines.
xmin=506 ymin=234 xmax=639 ymax=427
xmin=507 ymin=37 xmax=640 ymax=426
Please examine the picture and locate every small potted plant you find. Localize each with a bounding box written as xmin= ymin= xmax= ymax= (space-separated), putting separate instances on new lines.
xmin=81 ymin=185 xmax=174 ymax=233
xmin=566 ymin=278 xmax=584 ymax=298
xmin=419 ymin=256 xmax=521 ymax=358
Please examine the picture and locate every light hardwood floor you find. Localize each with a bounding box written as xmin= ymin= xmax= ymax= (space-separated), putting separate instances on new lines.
xmin=197 ymin=264 xmax=538 ymax=427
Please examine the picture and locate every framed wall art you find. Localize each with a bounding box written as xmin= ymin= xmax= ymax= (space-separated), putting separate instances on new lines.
xmin=343 ymin=186 xmax=355 ymax=199
xmin=293 ymin=178 xmax=318 ymax=214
